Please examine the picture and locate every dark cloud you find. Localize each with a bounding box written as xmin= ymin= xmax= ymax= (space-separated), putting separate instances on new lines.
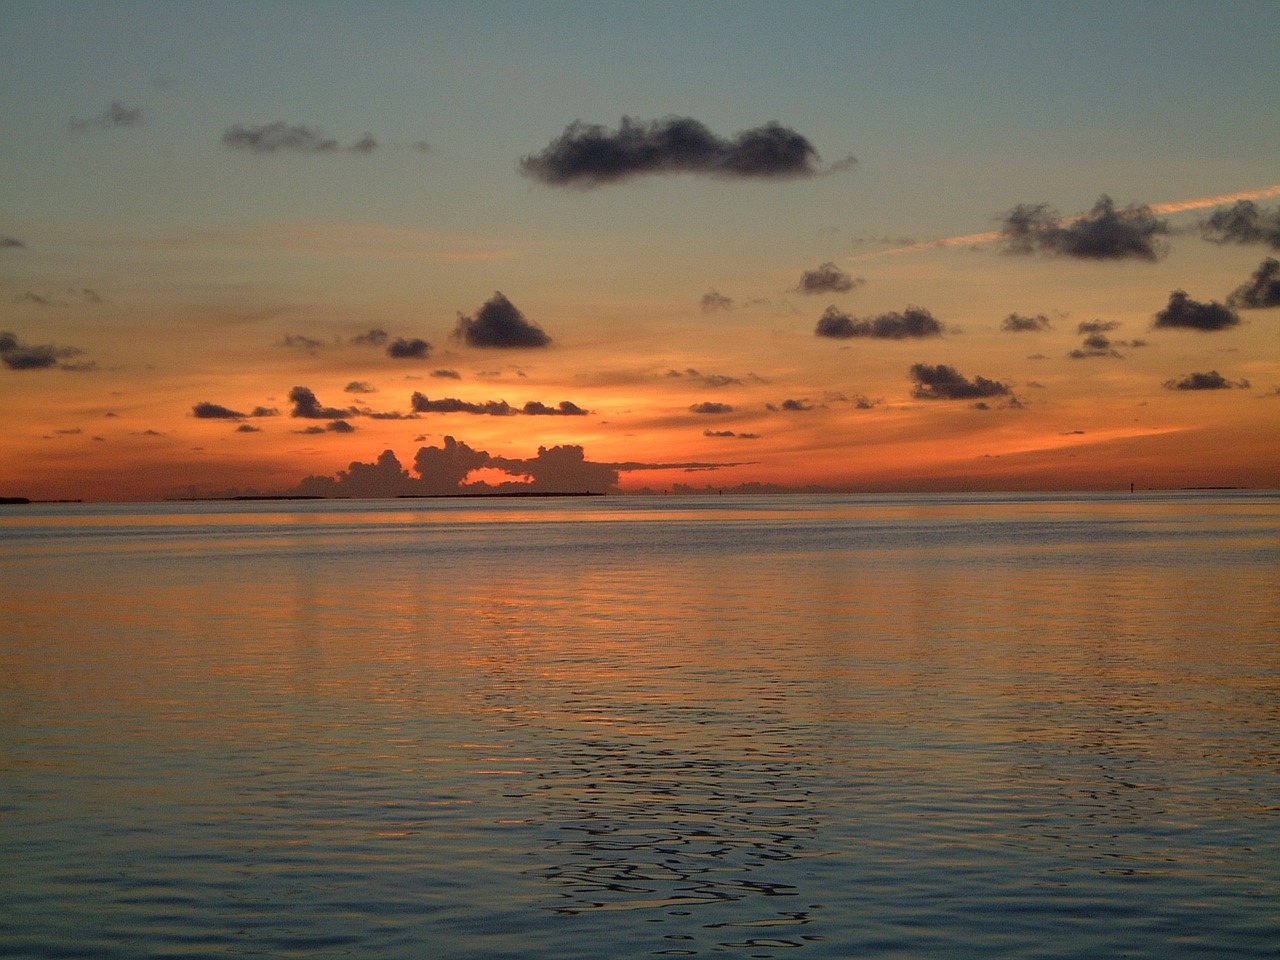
xmin=490 ymin=445 xmax=622 ymax=493
xmin=704 ymin=430 xmax=759 ymax=439
xmin=0 ymin=331 xmax=86 ymax=371
xmin=518 ymin=116 xmax=833 ymax=187
xmin=700 ymin=290 xmax=734 ymax=313
xmin=1227 ymin=258 xmax=1280 ymax=309
xmin=387 ymin=337 xmax=432 ymax=360
xmin=251 ymin=406 xmax=280 ymax=417
xmin=665 ymin=367 xmax=742 ymax=388
xmin=289 ymin=386 xmax=359 ymax=419
xmin=222 ymin=122 xmax=378 ymax=154
xmin=910 ymin=363 xmax=1011 ymax=401
xmin=1078 ymin=319 xmax=1120 ymax=334
xmin=351 ymin=329 xmax=389 ymax=347
xmin=769 ymin=399 xmax=814 ymax=411
xmin=1200 ymin=201 xmax=1280 ymax=250
xmin=1163 ymin=371 xmax=1250 ymax=391
xmin=413 ymin=438 xmax=491 ymax=494
xmin=797 ymin=262 xmax=861 ymax=295
xmin=999 ymin=195 xmax=1169 ymax=261
xmin=236 ymin=424 xmax=261 ymax=433
xmin=815 ymin=305 xmax=943 ymax=340
xmin=278 ymin=333 xmax=325 ymax=354
xmin=522 ymin=400 xmax=590 ymax=416
xmin=432 ymin=369 xmax=462 ymax=379
xmin=345 ymin=381 xmax=377 ymax=394
xmin=70 ymin=101 xmax=142 ymax=132
xmin=192 ymin=402 xmax=248 ymax=420
xmin=453 ymin=292 xmax=551 ymax=348
xmin=296 ymin=420 xmax=356 ymax=435
xmin=1069 ymin=333 xmax=1121 ymax=359
xmin=1152 ymin=290 xmax=1240 ymax=331
xmin=410 ymin=394 xmax=516 ymax=416
xmin=689 ymin=402 xmax=734 ymax=414
xmin=1001 ymin=313 xmax=1052 ymax=332
xmin=1 ymin=237 xmax=24 ymax=249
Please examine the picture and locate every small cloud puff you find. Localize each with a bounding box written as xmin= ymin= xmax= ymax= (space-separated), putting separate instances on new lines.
xmin=1227 ymin=258 xmax=1280 ymax=309
xmin=909 ymin=363 xmax=1012 ymax=401
xmin=700 ymin=290 xmax=734 ymax=313
xmin=0 ymin=331 xmax=87 ymax=371
xmin=690 ymin=401 xmax=734 ymax=414
xmin=453 ymin=292 xmax=551 ymax=348
xmin=999 ymin=195 xmax=1169 ymax=261
xmin=222 ymin=122 xmax=377 ymax=154
xmin=1001 ymin=313 xmax=1052 ymax=332
xmin=387 ymin=337 xmax=432 ymax=360
xmin=797 ymin=262 xmax=862 ymax=295
xmin=1163 ymin=371 xmax=1250 ymax=391
xmin=1152 ymin=290 xmax=1239 ymax=331
xmin=1200 ymin=201 xmax=1280 ymax=250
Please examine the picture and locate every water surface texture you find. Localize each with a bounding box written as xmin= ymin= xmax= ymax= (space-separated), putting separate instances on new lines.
xmin=2 ymin=492 xmax=1278 ymax=958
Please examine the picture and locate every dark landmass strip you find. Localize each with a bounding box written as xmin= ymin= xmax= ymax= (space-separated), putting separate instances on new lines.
xmin=0 ymin=497 xmax=31 ymax=505
xmin=397 ymin=491 xmax=605 ymax=499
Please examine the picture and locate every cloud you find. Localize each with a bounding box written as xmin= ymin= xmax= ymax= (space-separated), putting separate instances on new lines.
xmin=1069 ymin=334 xmax=1120 ymax=359
xmin=351 ymin=328 xmax=389 ymax=347
xmin=665 ymin=367 xmax=742 ymax=388
xmin=222 ymin=122 xmax=378 ymax=154
xmin=387 ymin=337 xmax=432 ymax=360
xmin=1001 ymin=312 xmax=1052 ymax=332
xmin=1227 ymin=258 xmax=1280 ymax=309
xmin=1163 ymin=371 xmax=1250 ymax=391
xmin=453 ymin=292 xmax=551 ymax=348
xmin=769 ymin=399 xmax=814 ymax=411
xmin=0 ymin=331 xmax=86 ymax=370
xmin=521 ymin=400 xmax=590 ymax=416
xmin=815 ymin=305 xmax=943 ymax=339
xmin=1200 ymin=201 xmax=1280 ymax=250
xmin=1152 ymin=290 xmax=1240 ymax=331
xmin=704 ymin=429 xmax=760 ymax=439
xmin=1 ymin=237 xmax=24 ymax=249
xmin=999 ymin=195 xmax=1170 ymax=261
xmin=345 ymin=381 xmax=377 ymax=394
xmin=412 ymin=438 xmax=491 ymax=494
xmin=192 ymin=402 xmax=247 ymax=420
xmin=296 ymin=419 xmax=356 ymax=434
xmin=909 ymin=363 xmax=1011 ymax=400
xmin=700 ymin=289 xmax=734 ymax=312
xmin=518 ymin=116 xmax=832 ymax=187
xmin=1078 ymin=320 xmax=1120 ymax=334
xmin=432 ymin=369 xmax=462 ymax=379
xmin=289 ymin=386 xmax=359 ymax=419
xmin=689 ymin=401 xmax=734 ymax=414
xmin=278 ymin=333 xmax=325 ymax=354
xmin=235 ymin=424 xmax=262 ymax=433
xmin=193 ymin=401 xmax=279 ymax=420
xmin=797 ymin=262 xmax=862 ymax=294
xmin=410 ymin=394 xmax=516 ymax=416
xmin=70 ymin=101 xmax=142 ymax=132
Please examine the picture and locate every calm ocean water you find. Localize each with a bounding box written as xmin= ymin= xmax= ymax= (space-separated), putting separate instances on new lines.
xmin=1 ymin=492 xmax=1277 ymax=959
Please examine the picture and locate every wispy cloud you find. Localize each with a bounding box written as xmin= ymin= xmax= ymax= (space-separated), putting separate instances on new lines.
xmin=222 ymin=122 xmax=378 ymax=155
xmin=70 ymin=102 xmax=142 ymax=132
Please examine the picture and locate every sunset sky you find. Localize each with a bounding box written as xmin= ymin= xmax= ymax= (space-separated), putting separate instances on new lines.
xmin=2 ymin=0 xmax=1278 ymax=500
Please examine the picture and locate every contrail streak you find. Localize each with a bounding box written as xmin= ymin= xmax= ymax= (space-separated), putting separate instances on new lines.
xmin=849 ymin=183 xmax=1280 ymax=261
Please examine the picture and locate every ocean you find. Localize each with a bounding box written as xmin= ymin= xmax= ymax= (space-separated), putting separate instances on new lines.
xmin=1 ymin=491 xmax=1277 ymax=959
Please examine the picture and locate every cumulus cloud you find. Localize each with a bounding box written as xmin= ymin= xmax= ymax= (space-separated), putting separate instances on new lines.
xmin=999 ymin=195 xmax=1170 ymax=261
xmin=1200 ymin=201 xmax=1280 ymax=250
xmin=700 ymin=290 xmax=734 ymax=313
xmin=1001 ymin=312 xmax=1052 ymax=332
xmin=410 ymin=394 xmax=516 ymax=416
xmin=1152 ymin=290 xmax=1240 ymax=331
xmin=522 ymin=400 xmax=590 ymax=416
xmin=815 ymin=305 xmax=943 ymax=340
xmin=1227 ymin=258 xmax=1280 ymax=309
xmin=192 ymin=402 xmax=247 ymax=420
xmin=453 ymin=292 xmax=551 ymax=348
xmin=690 ymin=401 xmax=734 ymax=414
xmin=387 ymin=337 xmax=432 ymax=360
xmin=769 ymin=398 xmax=814 ymax=411
xmin=518 ymin=116 xmax=834 ymax=187
xmin=909 ymin=363 xmax=1012 ymax=401
xmin=0 ymin=331 xmax=86 ymax=371
xmin=345 ymin=381 xmax=376 ymax=394
xmin=1163 ymin=370 xmax=1250 ymax=391
xmin=222 ymin=122 xmax=378 ymax=154
xmin=289 ymin=386 xmax=359 ymax=419
xmin=296 ymin=419 xmax=356 ymax=435
xmin=797 ymin=262 xmax=862 ymax=295
xmin=70 ymin=101 xmax=142 ymax=132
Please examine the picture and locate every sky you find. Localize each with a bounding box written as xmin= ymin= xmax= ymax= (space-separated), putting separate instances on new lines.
xmin=2 ymin=0 xmax=1278 ymax=500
